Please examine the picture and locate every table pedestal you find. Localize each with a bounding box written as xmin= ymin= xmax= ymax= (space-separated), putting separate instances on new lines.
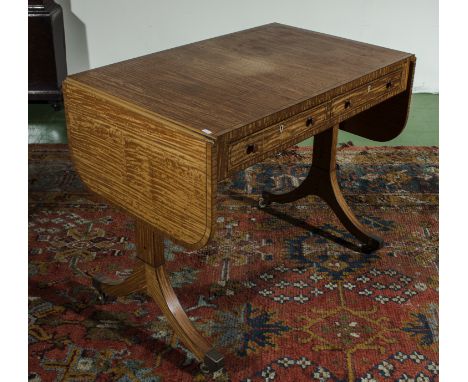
xmin=260 ymin=124 xmax=383 ymax=252
xmin=93 ymin=220 xmax=224 ymax=375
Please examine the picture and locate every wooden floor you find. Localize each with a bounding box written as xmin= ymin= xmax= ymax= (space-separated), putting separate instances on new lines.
xmin=28 ymin=93 xmax=438 ymax=146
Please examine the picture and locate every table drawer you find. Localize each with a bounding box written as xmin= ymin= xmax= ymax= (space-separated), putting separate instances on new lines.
xmin=331 ymin=69 xmax=404 ymax=118
xmin=278 ymin=103 xmax=328 ymax=142
xmin=228 ymin=133 xmax=264 ymax=169
xmin=228 ymin=103 xmax=328 ymax=169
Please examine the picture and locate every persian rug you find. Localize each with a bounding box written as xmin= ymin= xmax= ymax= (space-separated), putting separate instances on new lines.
xmin=29 ymin=144 xmax=438 ymax=382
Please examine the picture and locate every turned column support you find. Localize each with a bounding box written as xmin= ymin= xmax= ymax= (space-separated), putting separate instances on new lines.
xmin=92 ymin=220 xmax=224 ymax=374
xmin=260 ymin=124 xmax=383 ymax=252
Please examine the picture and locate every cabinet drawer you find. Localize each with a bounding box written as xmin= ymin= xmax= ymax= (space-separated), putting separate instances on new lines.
xmin=228 ymin=103 xmax=328 ymax=170
xmin=331 ymin=69 xmax=404 ymax=118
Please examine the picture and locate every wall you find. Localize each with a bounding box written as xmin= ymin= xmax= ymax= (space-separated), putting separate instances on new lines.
xmin=57 ymin=0 xmax=438 ymax=93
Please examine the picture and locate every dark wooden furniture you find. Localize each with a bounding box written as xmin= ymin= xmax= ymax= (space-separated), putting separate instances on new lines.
xmin=28 ymin=0 xmax=67 ymax=108
xmin=63 ymin=23 xmax=415 ymax=375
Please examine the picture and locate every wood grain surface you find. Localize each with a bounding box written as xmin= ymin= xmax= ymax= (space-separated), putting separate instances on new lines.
xmin=138 ymin=224 xmax=213 ymax=362
xmin=94 ymin=263 xmax=147 ymax=298
xmin=260 ymin=124 xmax=383 ymax=251
xmin=62 ymin=25 xmax=416 ymax=372
xmin=91 ymin=222 xmax=218 ymax=365
xmin=135 ymin=219 xmax=165 ymax=267
xmin=68 ymin=23 xmax=413 ymax=140
xmin=330 ymin=69 xmax=404 ymax=119
xmin=340 ymin=57 xmax=416 ymax=142
xmin=217 ymin=60 xmax=410 ymax=179
xmin=63 ymin=23 xmax=415 ymax=242
xmin=63 ymin=79 xmax=216 ymax=249
xmin=145 ymin=264 xmax=212 ymax=360
xmin=227 ymin=103 xmax=328 ymax=172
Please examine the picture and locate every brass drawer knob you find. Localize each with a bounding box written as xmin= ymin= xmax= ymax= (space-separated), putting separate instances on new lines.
xmin=344 ymin=100 xmax=352 ymax=109
xmin=245 ymin=143 xmax=258 ymax=154
xmin=279 ymin=124 xmax=285 ymax=133
xmin=306 ymin=117 xmax=314 ymax=126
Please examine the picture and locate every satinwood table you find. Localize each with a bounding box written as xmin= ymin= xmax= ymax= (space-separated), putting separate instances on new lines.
xmin=63 ymin=23 xmax=416 ymax=375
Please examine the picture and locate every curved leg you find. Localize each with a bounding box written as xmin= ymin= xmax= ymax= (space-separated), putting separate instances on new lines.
xmin=260 ymin=124 xmax=383 ymax=251
xmin=136 ymin=220 xmax=224 ymax=374
xmin=317 ymin=168 xmax=383 ymax=251
xmin=145 ymin=263 xmax=223 ymax=372
xmin=261 ymin=178 xmax=312 ymax=206
xmin=92 ymin=263 xmax=146 ymax=302
xmin=91 ymin=220 xmax=224 ymax=374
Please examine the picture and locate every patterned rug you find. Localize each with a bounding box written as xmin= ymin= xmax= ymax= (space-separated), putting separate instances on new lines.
xmin=28 ymin=144 xmax=439 ymax=382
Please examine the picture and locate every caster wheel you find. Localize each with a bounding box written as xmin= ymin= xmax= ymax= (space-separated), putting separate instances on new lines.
xmin=200 ymin=363 xmax=224 ymax=379
xmin=92 ymin=278 xmax=115 ymax=304
xmin=258 ymin=196 xmax=272 ymax=209
xmin=359 ymin=237 xmax=384 ymax=253
xmin=199 ymin=363 xmax=210 ymax=374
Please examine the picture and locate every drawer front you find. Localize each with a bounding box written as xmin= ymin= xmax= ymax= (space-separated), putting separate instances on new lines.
xmin=228 ymin=103 xmax=328 ymax=170
xmin=278 ymin=103 xmax=328 ymax=143
xmin=331 ymin=69 xmax=404 ymax=118
xmin=227 ymin=64 xmax=408 ymax=173
xmin=228 ymin=133 xmax=264 ymax=170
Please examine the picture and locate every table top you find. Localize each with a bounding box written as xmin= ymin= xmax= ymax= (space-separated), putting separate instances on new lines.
xmin=70 ymin=23 xmax=412 ymax=139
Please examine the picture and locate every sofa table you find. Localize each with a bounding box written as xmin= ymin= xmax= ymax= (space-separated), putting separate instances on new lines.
xmin=63 ymin=23 xmax=415 ymax=375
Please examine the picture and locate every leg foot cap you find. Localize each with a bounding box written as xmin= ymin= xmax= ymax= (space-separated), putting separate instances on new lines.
xmin=200 ymin=349 xmax=224 ymax=376
xmin=360 ymin=237 xmax=384 ymax=253
xmin=259 ymin=191 xmax=273 ymax=208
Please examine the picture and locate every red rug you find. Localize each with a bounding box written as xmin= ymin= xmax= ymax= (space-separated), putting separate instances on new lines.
xmin=29 ymin=144 xmax=438 ymax=382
